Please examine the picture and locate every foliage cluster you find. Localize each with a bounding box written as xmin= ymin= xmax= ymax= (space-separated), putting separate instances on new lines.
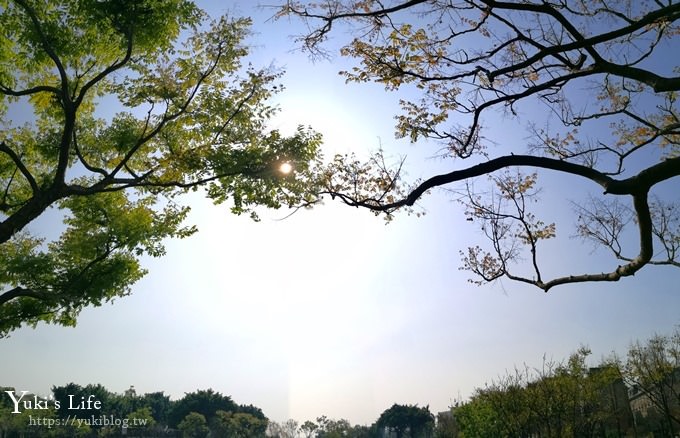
xmin=0 ymin=383 xmax=444 ymax=438
xmin=3 ymin=325 xmax=678 ymax=437
xmin=454 ymin=327 xmax=680 ymax=437
xmin=0 ymin=0 xmax=325 ymax=336
xmin=0 ymin=385 xmax=266 ymax=437
xmin=3 ymin=0 xmax=680 ymax=339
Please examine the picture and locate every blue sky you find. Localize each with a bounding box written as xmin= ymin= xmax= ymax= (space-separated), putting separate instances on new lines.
xmin=1 ymin=0 xmax=679 ymax=426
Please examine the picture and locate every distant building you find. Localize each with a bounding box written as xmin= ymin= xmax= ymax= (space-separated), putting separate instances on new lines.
xmin=124 ymin=385 xmax=137 ymax=398
xmin=629 ymin=384 xmax=655 ymax=418
xmin=589 ymin=366 xmax=635 ymax=436
xmin=435 ymin=410 xmax=458 ymax=438
xmin=628 ymin=367 xmax=680 ymax=436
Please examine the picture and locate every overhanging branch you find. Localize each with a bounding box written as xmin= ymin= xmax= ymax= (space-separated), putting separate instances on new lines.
xmin=0 ymin=286 xmax=50 ymax=306
xmin=536 ymin=191 xmax=654 ymax=291
xmin=329 ymin=154 xmax=618 ymax=211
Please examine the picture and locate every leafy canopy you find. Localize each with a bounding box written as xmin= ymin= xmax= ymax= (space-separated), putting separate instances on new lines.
xmin=0 ymin=0 xmax=324 ymax=336
xmin=376 ymin=403 xmax=435 ymax=438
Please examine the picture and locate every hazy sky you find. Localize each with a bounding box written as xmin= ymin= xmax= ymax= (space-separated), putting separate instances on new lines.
xmin=1 ymin=0 xmax=679 ymax=426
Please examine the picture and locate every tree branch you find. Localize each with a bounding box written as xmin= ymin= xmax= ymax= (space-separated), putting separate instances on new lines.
xmin=72 ymin=131 xmax=109 ymax=177
xmin=329 ymin=154 xmax=617 ymax=211
xmin=0 ymin=286 xmax=50 ymax=306
xmin=0 ymin=141 xmax=39 ymax=194
xmin=75 ymin=28 xmax=134 ymax=106
xmin=536 ymin=191 xmax=653 ymax=291
xmin=13 ymin=0 xmax=69 ymax=96
xmin=0 ymin=83 xmax=61 ymax=97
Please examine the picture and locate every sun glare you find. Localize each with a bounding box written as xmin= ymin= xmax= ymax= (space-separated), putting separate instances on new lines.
xmin=279 ymin=162 xmax=293 ymax=174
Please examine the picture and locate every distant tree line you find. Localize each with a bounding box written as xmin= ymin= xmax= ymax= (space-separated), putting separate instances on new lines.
xmin=0 ymin=385 xmax=266 ymax=437
xmin=0 ymin=383 xmax=442 ymax=438
xmin=2 ymin=327 xmax=678 ymax=437
xmin=265 ymin=406 xmax=438 ymax=438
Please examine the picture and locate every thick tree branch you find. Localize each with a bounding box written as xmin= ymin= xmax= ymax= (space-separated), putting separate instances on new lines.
xmin=535 ymin=191 xmax=654 ymax=291
xmin=0 ymin=83 xmax=61 ymax=97
xmin=0 ymin=189 xmax=61 ymax=244
xmin=608 ymin=156 xmax=680 ymax=195
xmin=329 ymin=154 xmax=618 ymax=211
xmin=0 ymin=286 xmax=50 ymax=306
xmin=53 ymin=109 xmax=77 ymax=187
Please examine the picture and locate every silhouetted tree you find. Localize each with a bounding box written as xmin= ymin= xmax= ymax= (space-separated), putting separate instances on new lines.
xmin=169 ymin=389 xmax=237 ymax=428
xmin=376 ymin=404 xmax=434 ymax=438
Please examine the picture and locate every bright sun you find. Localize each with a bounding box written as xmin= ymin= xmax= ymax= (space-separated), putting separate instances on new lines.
xmin=279 ymin=162 xmax=293 ymax=174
